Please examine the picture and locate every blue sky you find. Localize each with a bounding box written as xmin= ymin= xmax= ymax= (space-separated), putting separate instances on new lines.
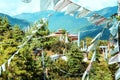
xmin=0 ymin=0 xmax=117 ymax=16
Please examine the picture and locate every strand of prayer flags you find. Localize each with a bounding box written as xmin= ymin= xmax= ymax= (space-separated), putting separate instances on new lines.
xmin=0 ymin=21 xmax=44 ymax=75
xmin=82 ymin=49 xmax=96 ymax=80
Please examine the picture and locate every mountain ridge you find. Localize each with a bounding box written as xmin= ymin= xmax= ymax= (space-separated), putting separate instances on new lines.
xmin=0 ymin=13 xmax=30 ymax=29
xmin=1 ymin=6 xmax=118 ymax=40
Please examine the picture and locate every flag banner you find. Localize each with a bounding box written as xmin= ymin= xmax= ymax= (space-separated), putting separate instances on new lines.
xmin=87 ymin=41 xmax=97 ymax=52
xmin=118 ymin=0 xmax=120 ymax=3
xmin=77 ymin=7 xmax=91 ymax=18
xmin=22 ymin=0 xmax=32 ymax=3
xmin=86 ymin=63 xmax=92 ymax=72
xmin=40 ymin=0 xmax=54 ymax=11
xmin=90 ymin=50 xmax=96 ymax=62
xmin=82 ymin=71 xmax=88 ymax=80
xmin=53 ymin=0 xmax=60 ymax=6
xmin=54 ymin=0 xmax=72 ymax=11
xmin=8 ymin=58 xmax=12 ymax=67
xmin=11 ymin=54 xmax=16 ymax=59
xmin=88 ymin=14 xmax=111 ymax=26
xmin=82 ymin=63 xmax=92 ymax=80
xmin=15 ymin=49 xmax=20 ymax=54
xmin=91 ymin=32 xmax=102 ymax=43
xmin=0 ymin=66 xmax=1 ymax=75
xmin=88 ymin=14 xmax=101 ymax=22
xmin=104 ymin=49 xmax=108 ymax=60
xmin=62 ymin=3 xmax=80 ymax=15
xmin=1 ymin=63 xmax=6 ymax=72
xmin=110 ymin=43 xmax=119 ymax=55
xmin=115 ymin=68 xmax=120 ymax=80
xmin=108 ymin=53 xmax=120 ymax=64
xmin=93 ymin=17 xmax=106 ymax=25
xmin=109 ymin=22 xmax=119 ymax=37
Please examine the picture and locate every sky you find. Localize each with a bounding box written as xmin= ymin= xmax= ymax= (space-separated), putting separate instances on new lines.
xmin=0 ymin=0 xmax=117 ymax=16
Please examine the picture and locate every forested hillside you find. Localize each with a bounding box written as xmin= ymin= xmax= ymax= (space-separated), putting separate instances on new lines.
xmin=0 ymin=16 xmax=118 ymax=80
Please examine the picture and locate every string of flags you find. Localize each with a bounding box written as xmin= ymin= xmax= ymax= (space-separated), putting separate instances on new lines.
xmin=0 ymin=22 xmax=44 ymax=75
xmin=39 ymin=0 xmax=112 ymax=26
xmin=82 ymin=24 xmax=106 ymax=80
xmin=23 ymin=0 xmax=120 ymax=79
xmin=82 ymin=49 xmax=96 ymax=80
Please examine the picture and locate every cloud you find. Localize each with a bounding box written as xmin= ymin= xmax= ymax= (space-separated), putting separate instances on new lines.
xmin=0 ymin=0 xmax=40 ymax=16
xmin=0 ymin=0 xmax=117 ymax=16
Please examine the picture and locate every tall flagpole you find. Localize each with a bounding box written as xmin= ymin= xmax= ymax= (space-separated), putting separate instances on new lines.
xmin=77 ymin=31 xmax=80 ymax=47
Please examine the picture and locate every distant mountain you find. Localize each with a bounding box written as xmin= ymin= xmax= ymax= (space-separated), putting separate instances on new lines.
xmin=13 ymin=6 xmax=117 ymax=39
xmin=0 ymin=13 xmax=30 ymax=29
xmin=95 ymin=6 xmax=118 ymax=18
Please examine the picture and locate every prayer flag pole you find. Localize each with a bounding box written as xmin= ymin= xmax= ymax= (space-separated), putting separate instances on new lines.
xmin=77 ymin=31 xmax=80 ymax=47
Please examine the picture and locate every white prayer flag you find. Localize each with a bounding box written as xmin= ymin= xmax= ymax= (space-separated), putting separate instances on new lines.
xmin=2 ymin=63 xmax=6 ymax=72
xmin=118 ymin=0 xmax=120 ymax=3
xmin=82 ymin=63 xmax=92 ymax=80
xmin=87 ymin=40 xmax=97 ymax=52
xmin=8 ymin=58 xmax=12 ymax=67
xmin=0 ymin=66 xmax=1 ymax=75
xmin=90 ymin=50 xmax=96 ymax=62
xmin=77 ymin=7 xmax=90 ymax=18
xmin=82 ymin=71 xmax=88 ymax=80
xmin=91 ymin=32 xmax=102 ymax=43
xmin=115 ymin=68 xmax=120 ymax=80
xmin=22 ymin=0 xmax=32 ymax=3
xmin=104 ymin=49 xmax=108 ymax=60
xmin=88 ymin=14 xmax=101 ymax=22
xmin=15 ymin=49 xmax=20 ymax=54
xmin=109 ymin=21 xmax=119 ymax=37
xmin=108 ymin=53 xmax=120 ymax=64
xmin=53 ymin=0 xmax=60 ymax=5
xmin=110 ymin=44 xmax=119 ymax=55
xmin=11 ymin=54 xmax=16 ymax=59
xmin=63 ymin=3 xmax=80 ymax=15
xmin=54 ymin=0 xmax=72 ymax=11
xmin=40 ymin=0 xmax=54 ymax=11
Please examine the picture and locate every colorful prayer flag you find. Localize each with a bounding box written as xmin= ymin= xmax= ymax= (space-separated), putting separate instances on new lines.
xmin=109 ymin=53 xmax=120 ymax=64
xmin=54 ymin=0 xmax=72 ymax=11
